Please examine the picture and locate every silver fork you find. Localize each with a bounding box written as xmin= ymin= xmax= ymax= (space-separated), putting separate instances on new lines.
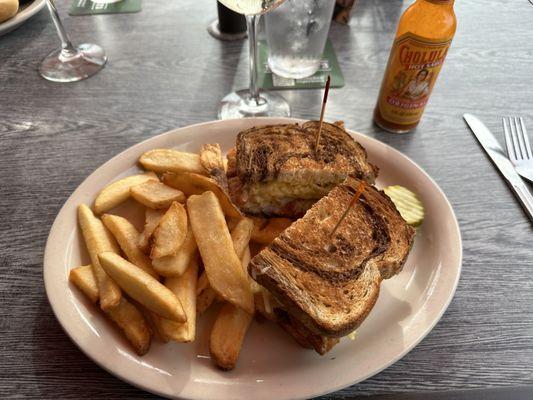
xmin=502 ymin=116 xmax=533 ymax=183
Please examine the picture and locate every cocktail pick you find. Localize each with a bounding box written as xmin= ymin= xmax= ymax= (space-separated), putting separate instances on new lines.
xmin=329 ymin=180 xmax=367 ymax=238
xmin=315 ymin=75 xmax=331 ymax=154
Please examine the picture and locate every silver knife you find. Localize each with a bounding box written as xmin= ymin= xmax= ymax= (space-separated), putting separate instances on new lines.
xmin=464 ymin=113 xmax=533 ymax=222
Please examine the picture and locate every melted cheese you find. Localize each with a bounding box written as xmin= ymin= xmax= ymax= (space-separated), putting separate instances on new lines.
xmin=248 ymin=181 xmax=334 ymax=205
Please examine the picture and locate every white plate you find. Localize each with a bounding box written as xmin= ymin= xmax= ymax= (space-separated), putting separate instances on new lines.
xmin=44 ymin=118 xmax=462 ymax=400
xmin=0 ymin=0 xmax=46 ymax=36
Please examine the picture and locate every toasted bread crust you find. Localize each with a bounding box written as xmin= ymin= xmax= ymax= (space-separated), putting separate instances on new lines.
xmin=249 ymin=179 xmax=389 ymax=337
xmin=230 ymin=122 xmax=378 ymax=218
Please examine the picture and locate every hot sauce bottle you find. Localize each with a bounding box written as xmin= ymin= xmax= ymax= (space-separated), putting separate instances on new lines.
xmin=373 ymin=0 xmax=457 ymax=133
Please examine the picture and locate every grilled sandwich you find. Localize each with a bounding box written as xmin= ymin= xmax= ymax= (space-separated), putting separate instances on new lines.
xmin=227 ymin=121 xmax=378 ymax=218
xmin=249 ymin=177 xmax=415 ymax=339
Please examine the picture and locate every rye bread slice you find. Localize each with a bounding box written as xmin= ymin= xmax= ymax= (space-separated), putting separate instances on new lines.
xmin=274 ymin=308 xmax=340 ymax=355
xmin=253 ymin=289 xmax=340 ymax=355
xmin=249 ymin=179 xmax=389 ymax=337
xmin=235 ymin=122 xmax=378 ymax=186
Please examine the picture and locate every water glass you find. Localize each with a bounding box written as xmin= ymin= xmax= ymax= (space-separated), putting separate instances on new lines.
xmin=265 ymin=0 xmax=336 ymax=79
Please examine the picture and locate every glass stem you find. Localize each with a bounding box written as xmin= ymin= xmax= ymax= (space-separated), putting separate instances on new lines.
xmin=246 ymin=14 xmax=260 ymax=104
xmin=46 ymin=0 xmax=77 ymax=57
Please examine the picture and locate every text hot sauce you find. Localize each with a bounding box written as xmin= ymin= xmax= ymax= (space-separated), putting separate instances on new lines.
xmin=374 ymin=0 xmax=457 ymax=133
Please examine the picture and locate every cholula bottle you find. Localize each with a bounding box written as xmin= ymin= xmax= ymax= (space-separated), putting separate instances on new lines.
xmin=373 ymin=0 xmax=457 ymax=133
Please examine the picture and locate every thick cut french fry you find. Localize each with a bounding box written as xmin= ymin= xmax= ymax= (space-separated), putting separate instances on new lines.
xmin=196 ymin=271 xmax=218 ymax=315
xmin=209 ymin=302 xmax=254 ymax=370
xmin=200 ymin=143 xmax=225 ymax=173
xmin=155 ymin=257 xmax=199 ymax=342
xmin=78 ymin=204 xmax=122 ymax=310
xmin=98 ymin=252 xmax=186 ymax=322
xmin=69 ymin=265 xmax=99 ymax=303
xmin=197 ymin=245 xmax=250 ymax=315
xmin=196 ymin=271 xmax=209 ymax=295
xmin=226 ymin=217 xmax=240 ymax=232
xmin=106 ymin=298 xmax=152 ymax=356
xmin=200 ymin=143 xmax=228 ymax=191
xmin=230 ymin=218 xmax=254 ymax=259
xmin=196 ymin=289 xmax=217 ymax=315
xmin=250 ymin=217 xmax=293 ymax=244
xmin=130 ymin=180 xmax=185 ymax=209
xmin=139 ymin=208 xmax=163 ymax=254
xmin=151 ymin=202 xmax=188 ymax=259
xmin=130 ymin=301 xmax=168 ymax=343
xmin=187 ymin=192 xmax=253 ymax=314
xmin=163 ymin=172 xmax=242 ymax=218
xmin=101 ymin=214 xmax=159 ymax=278
xmin=93 ymin=172 xmax=158 ymax=214
xmin=146 ymin=311 xmax=170 ymax=343
xmin=69 ymin=263 xmax=151 ymax=355
xmin=241 ymin=246 xmax=251 ymax=274
xmin=196 ymin=224 xmax=253 ymax=314
xmin=139 ymin=149 xmax=206 ymax=175
xmin=152 ymin=224 xmax=197 ymax=277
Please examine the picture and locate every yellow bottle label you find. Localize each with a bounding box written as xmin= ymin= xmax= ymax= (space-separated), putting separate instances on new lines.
xmin=377 ymin=33 xmax=452 ymax=126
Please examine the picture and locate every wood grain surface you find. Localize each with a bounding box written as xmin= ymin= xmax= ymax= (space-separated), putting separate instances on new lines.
xmin=1 ymin=0 xmax=533 ymax=398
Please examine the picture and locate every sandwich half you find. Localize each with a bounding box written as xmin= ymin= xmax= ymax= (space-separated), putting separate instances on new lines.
xmin=249 ymin=177 xmax=415 ymax=338
xmin=227 ymin=121 xmax=378 ymax=218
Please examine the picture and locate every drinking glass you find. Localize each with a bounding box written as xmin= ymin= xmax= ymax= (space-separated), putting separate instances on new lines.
xmin=217 ymin=0 xmax=290 ymax=119
xmin=265 ymin=0 xmax=336 ymax=79
xmin=39 ymin=0 xmax=107 ymax=83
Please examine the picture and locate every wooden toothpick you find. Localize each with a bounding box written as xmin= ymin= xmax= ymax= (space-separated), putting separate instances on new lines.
xmin=315 ymin=75 xmax=331 ymax=154
xmin=330 ymin=180 xmax=367 ymax=238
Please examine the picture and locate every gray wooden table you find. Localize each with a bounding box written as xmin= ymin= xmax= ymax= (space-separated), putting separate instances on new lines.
xmin=1 ymin=0 xmax=533 ymax=398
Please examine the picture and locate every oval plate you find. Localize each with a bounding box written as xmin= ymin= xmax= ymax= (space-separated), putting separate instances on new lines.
xmin=44 ymin=118 xmax=462 ymax=400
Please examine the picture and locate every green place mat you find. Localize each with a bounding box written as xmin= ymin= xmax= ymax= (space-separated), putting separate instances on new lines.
xmin=258 ymin=39 xmax=344 ymax=90
xmin=69 ymin=0 xmax=142 ymax=15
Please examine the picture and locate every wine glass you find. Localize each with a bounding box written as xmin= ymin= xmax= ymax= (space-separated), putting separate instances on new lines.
xmin=39 ymin=0 xmax=107 ymax=83
xmin=217 ymin=0 xmax=290 ymax=119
